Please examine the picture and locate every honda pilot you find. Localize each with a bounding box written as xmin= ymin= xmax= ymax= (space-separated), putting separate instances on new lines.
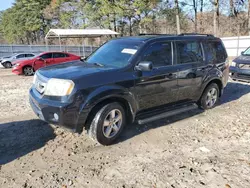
xmin=29 ymin=34 xmax=229 ymax=145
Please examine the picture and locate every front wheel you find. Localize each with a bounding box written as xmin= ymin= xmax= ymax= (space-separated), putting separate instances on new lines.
xmin=199 ymin=83 xmax=219 ymax=110
xmin=23 ymin=66 xmax=34 ymax=76
xmin=88 ymin=102 xmax=126 ymax=145
xmin=4 ymin=62 xmax=12 ymax=68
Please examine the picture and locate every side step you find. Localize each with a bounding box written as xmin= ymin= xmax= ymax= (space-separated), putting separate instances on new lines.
xmin=137 ymin=103 xmax=198 ymax=125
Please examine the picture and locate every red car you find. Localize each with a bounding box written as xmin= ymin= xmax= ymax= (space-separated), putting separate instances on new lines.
xmin=12 ymin=52 xmax=81 ymax=76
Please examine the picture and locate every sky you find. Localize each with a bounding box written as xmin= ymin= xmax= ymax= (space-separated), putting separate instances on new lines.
xmin=0 ymin=0 xmax=15 ymax=11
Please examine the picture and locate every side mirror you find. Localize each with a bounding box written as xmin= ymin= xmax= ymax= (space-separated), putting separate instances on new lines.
xmin=241 ymin=51 xmax=244 ymax=55
xmin=135 ymin=61 xmax=153 ymax=71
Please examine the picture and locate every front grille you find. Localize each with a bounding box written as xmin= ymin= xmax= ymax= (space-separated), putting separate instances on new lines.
xmin=34 ymin=72 xmax=48 ymax=94
xmin=238 ymin=64 xmax=250 ymax=70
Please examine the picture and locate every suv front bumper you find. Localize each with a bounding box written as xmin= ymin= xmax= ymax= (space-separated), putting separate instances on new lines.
xmin=29 ymin=88 xmax=89 ymax=133
xmin=230 ymin=66 xmax=250 ymax=82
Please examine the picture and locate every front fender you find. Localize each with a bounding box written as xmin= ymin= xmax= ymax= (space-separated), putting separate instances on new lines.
xmin=80 ymin=85 xmax=137 ymax=113
xmin=74 ymin=85 xmax=137 ymax=132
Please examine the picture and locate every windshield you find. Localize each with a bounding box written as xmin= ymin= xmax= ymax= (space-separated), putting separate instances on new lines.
xmin=242 ymin=47 xmax=250 ymax=56
xmin=86 ymin=40 xmax=142 ymax=68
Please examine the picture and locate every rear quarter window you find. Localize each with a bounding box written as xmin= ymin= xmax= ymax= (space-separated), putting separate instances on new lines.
xmin=204 ymin=40 xmax=227 ymax=64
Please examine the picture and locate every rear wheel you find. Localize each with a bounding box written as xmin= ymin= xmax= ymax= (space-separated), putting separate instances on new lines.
xmin=23 ymin=66 xmax=34 ymax=76
xmin=199 ymin=83 xmax=219 ymax=110
xmin=4 ymin=62 xmax=12 ymax=68
xmin=88 ymin=102 xmax=126 ymax=145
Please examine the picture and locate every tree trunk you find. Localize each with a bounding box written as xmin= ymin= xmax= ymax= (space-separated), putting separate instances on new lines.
xmin=230 ymin=0 xmax=234 ymax=16
xmin=229 ymin=0 xmax=234 ymax=35
xmin=193 ymin=0 xmax=197 ymax=33
xmin=248 ymin=0 xmax=250 ymax=35
xmin=129 ymin=17 xmax=132 ymax=36
xmin=200 ymin=0 xmax=203 ymax=33
xmin=213 ymin=0 xmax=219 ymax=36
xmin=175 ymin=0 xmax=181 ymax=34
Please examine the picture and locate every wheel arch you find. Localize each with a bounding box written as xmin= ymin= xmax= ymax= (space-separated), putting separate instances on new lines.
xmin=22 ymin=65 xmax=35 ymax=74
xmin=81 ymin=95 xmax=136 ymax=132
xmin=201 ymin=78 xmax=223 ymax=98
xmin=2 ymin=61 xmax=12 ymax=67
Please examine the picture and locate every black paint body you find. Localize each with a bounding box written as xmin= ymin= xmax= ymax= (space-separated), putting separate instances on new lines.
xmin=29 ymin=35 xmax=229 ymax=132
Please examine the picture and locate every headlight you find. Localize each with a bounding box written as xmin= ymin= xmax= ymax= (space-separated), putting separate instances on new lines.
xmin=13 ymin=63 xmax=20 ymax=67
xmin=44 ymin=78 xmax=75 ymax=96
xmin=231 ymin=61 xmax=237 ymax=67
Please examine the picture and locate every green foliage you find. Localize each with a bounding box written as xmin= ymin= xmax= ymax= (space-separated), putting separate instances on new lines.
xmin=0 ymin=0 xmax=190 ymax=44
xmin=0 ymin=0 xmax=50 ymax=44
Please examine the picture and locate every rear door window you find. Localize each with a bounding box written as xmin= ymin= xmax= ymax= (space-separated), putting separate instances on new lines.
xmin=176 ymin=41 xmax=203 ymax=64
xmin=40 ymin=53 xmax=53 ymax=59
xmin=53 ymin=53 xmax=66 ymax=58
xmin=204 ymin=41 xmax=227 ymax=64
xmin=26 ymin=54 xmax=34 ymax=57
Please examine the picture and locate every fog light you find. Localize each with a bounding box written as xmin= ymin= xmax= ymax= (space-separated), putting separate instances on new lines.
xmin=54 ymin=113 xmax=59 ymax=121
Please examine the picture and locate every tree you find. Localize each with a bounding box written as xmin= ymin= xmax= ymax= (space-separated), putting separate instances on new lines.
xmin=175 ymin=0 xmax=181 ymax=34
xmin=0 ymin=0 xmax=51 ymax=44
xmin=199 ymin=0 xmax=204 ymax=33
xmin=213 ymin=0 xmax=219 ymax=36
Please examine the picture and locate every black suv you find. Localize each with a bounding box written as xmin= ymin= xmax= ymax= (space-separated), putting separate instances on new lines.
xmin=29 ymin=34 xmax=229 ymax=145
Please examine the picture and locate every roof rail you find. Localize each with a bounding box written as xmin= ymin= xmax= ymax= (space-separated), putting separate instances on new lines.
xmin=179 ymin=33 xmax=214 ymax=37
xmin=139 ymin=33 xmax=174 ymax=36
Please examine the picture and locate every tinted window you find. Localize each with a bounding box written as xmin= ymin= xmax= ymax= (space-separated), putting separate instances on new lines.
xmin=204 ymin=41 xmax=227 ymax=64
xmin=176 ymin=41 xmax=203 ymax=64
xmin=87 ymin=40 xmax=142 ymax=68
xmin=26 ymin=54 xmax=34 ymax=57
xmin=53 ymin=53 xmax=66 ymax=58
xmin=40 ymin=53 xmax=52 ymax=59
xmin=16 ymin=54 xmax=25 ymax=59
xmin=142 ymin=42 xmax=172 ymax=67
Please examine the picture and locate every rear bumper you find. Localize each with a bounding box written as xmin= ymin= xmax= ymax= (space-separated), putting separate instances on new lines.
xmin=230 ymin=66 xmax=250 ymax=82
xmin=29 ymin=88 xmax=90 ymax=133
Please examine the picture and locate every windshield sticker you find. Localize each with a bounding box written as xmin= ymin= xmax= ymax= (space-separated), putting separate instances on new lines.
xmin=121 ymin=48 xmax=137 ymax=55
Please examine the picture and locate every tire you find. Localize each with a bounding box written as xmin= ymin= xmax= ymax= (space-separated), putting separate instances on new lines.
xmin=4 ymin=62 xmax=12 ymax=68
xmin=88 ymin=102 xmax=126 ymax=145
xmin=2 ymin=63 xmax=7 ymax=68
xmin=23 ymin=66 xmax=34 ymax=76
xmin=199 ymin=83 xmax=219 ymax=110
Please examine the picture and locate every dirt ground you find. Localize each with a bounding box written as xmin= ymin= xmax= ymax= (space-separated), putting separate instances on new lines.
xmin=0 ymin=66 xmax=250 ymax=188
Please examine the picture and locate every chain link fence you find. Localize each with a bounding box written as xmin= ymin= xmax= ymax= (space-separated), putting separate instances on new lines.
xmin=0 ymin=44 xmax=98 ymax=57
xmin=1 ymin=36 xmax=250 ymax=59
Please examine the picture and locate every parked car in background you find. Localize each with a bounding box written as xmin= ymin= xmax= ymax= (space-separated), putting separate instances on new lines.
xmin=1 ymin=53 xmax=35 ymax=68
xmin=12 ymin=52 xmax=81 ymax=76
xmin=230 ymin=47 xmax=250 ymax=82
xmin=0 ymin=55 xmax=11 ymax=64
xmin=29 ymin=34 xmax=229 ymax=145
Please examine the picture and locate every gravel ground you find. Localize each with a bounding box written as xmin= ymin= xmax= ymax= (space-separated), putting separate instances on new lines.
xmin=0 ymin=67 xmax=250 ymax=188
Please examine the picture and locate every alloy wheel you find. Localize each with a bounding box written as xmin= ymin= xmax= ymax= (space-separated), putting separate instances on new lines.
xmin=206 ymin=88 xmax=218 ymax=108
xmin=102 ymin=109 xmax=123 ymax=138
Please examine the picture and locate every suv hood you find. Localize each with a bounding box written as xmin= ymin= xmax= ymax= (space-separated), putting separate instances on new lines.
xmin=38 ymin=60 xmax=115 ymax=80
xmin=234 ymin=55 xmax=250 ymax=64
